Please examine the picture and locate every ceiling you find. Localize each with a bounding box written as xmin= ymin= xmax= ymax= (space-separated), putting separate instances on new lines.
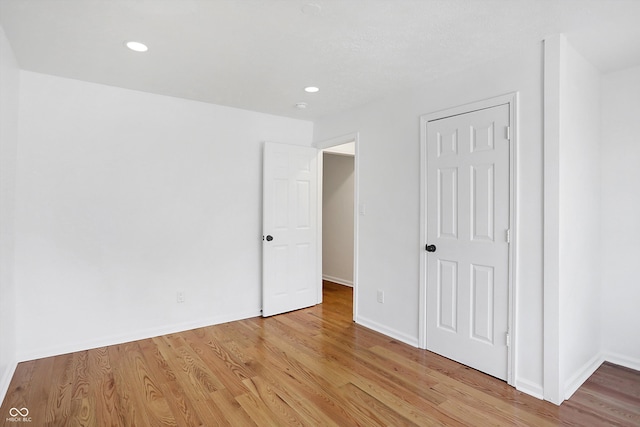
xmin=1 ymin=0 xmax=639 ymax=120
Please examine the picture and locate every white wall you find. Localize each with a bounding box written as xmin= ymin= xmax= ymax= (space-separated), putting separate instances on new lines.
xmin=322 ymin=153 xmax=354 ymax=286
xmin=601 ymin=64 xmax=640 ymax=369
xmin=557 ymin=37 xmax=602 ymax=399
xmin=0 ymin=25 xmax=19 ymax=402
xmin=314 ymin=41 xmax=546 ymax=396
xmin=15 ymin=71 xmax=313 ymax=360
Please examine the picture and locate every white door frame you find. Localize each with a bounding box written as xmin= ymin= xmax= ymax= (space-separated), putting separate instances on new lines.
xmin=419 ymin=93 xmax=518 ymax=386
xmin=315 ymin=132 xmax=360 ymax=321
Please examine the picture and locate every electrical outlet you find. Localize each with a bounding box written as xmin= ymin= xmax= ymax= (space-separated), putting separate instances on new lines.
xmin=377 ymin=290 xmax=384 ymax=303
xmin=177 ymin=291 xmax=185 ymax=303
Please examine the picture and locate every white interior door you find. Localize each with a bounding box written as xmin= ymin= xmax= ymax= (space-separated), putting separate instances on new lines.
xmin=262 ymin=142 xmax=319 ymax=317
xmin=425 ymin=104 xmax=510 ymax=380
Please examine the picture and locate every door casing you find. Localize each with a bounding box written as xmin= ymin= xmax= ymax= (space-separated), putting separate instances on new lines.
xmin=316 ymin=133 xmax=360 ymax=321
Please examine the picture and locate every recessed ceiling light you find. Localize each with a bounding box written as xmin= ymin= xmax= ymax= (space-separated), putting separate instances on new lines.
xmin=304 ymin=86 xmax=319 ymax=93
xmin=125 ymin=41 xmax=148 ymax=52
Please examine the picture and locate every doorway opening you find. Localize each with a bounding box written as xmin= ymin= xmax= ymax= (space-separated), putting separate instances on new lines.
xmin=317 ymin=134 xmax=358 ymax=320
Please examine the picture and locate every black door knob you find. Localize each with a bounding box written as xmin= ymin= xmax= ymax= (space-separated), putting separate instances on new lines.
xmin=425 ymin=244 xmax=436 ymax=252
xmin=266 ymin=235 xmax=274 ymax=242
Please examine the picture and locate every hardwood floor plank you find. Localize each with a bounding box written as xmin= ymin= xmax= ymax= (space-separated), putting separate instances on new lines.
xmin=84 ymin=347 xmax=123 ymax=427
xmin=46 ymin=352 xmax=80 ymax=424
xmin=370 ymin=345 xmax=556 ymax=426
xmin=246 ymin=375 xmax=334 ymax=427
xmin=107 ymin=342 xmax=151 ymax=427
xmin=68 ymin=350 xmax=96 ymax=427
xmin=242 ymin=318 xmax=356 ymax=389
xmin=587 ymin=362 xmax=640 ymax=400
xmin=438 ymin=397 xmax=515 ymax=426
xmin=137 ymin=338 xmax=208 ymax=427
xmin=564 ymin=387 xmax=640 ymax=426
xmin=2 ymin=281 xmax=639 ymax=426
xmin=435 ymin=382 xmax=554 ymax=427
xmin=236 ymin=381 xmax=301 ymax=427
xmin=108 ymin=341 xmax=177 ymax=427
xmin=265 ymin=321 xmax=450 ymax=424
xmin=0 ymin=360 xmax=36 ymax=414
xmin=158 ymin=334 xmax=225 ymax=394
xmin=248 ymin=357 xmax=357 ymax=427
xmin=209 ymin=388 xmax=258 ymax=427
xmin=321 ymin=334 xmax=447 ymax=406
xmin=339 ymin=382 xmax=424 ymax=427
xmin=381 ymin=338 xmax=562 ymax=421
xmin=182 ymin=328 xmax=256 ymax=397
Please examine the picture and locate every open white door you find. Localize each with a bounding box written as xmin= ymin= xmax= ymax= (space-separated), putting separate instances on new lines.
xmin=262 ymin=142 xmax=319 ymax=317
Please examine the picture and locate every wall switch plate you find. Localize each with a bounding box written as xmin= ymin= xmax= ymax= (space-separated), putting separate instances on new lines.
xmin=377 ymin=290 xmax=384 ymax=303
xmin=177 ymin=291 xmax=185 ymax=303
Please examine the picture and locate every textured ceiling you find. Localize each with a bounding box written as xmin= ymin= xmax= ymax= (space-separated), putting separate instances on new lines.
xmin=1 ymin=0 xmax=639 ymax=119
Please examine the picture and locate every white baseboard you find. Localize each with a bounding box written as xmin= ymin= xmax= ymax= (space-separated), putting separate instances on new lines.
xmin=564 ymin=353 xmax=604 ymax=400
xmin=0 ymin=360 xmax=18 ymax=406
xmin=322 ymin=274 xmax=353 ymax=287
xmin=17 ymin=309 xmax=261 ymax=363
xmin=515 ymin=377 xmax=544 ymax=400
xmin=604 ymin=351 xmax=640 ymax=372
xmin=515 ymin=352 xmax=639 ymax=405
xmin=355 ymin=315 xmax=419 ymax=347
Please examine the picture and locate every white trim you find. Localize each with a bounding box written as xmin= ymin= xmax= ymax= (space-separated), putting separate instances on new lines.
xmin=16 ymin=309 xmax=261 ymax=363
xmin=316 ymin=132 xmax=360 ymax=322
xmin=314 ymin=133 xmax=359 ymax=151
xmin=322 ymin=274 xmax=353 ymax=287
xmin=515 ymin=378 xmax=544 ymax=400
xmin=322 ymin=151 xmax=354 ymax=158
xmin=508 ymin=92 xmax=519 ymax=388
xmin=356 ymin=315 xmax=419 ymax=347
xmin=604 ymin=352 xmax=640 ymax=372
xmin=419 ymin=92 xmax=519 ymax=387
xmin=542 ymin=34 xmax=563 ymax=405
xmin=317 ymin=149 xmax=325 ymax=305
xmin=562 ymin=352 xmax=640 ymax=401
xmin=0 ymin=360 xmax=18 ymax=405
xmin=419 ymin=116 xmax=428 ymax=347
xmin=564 ymin=354 xmax=604 ymax=400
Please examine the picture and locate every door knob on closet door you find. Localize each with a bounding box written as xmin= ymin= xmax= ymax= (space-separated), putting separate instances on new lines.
xmin=265 ymin=235 xmax=274 ymax=242
xmin=425 ymin=244 xmax=436 ymax=252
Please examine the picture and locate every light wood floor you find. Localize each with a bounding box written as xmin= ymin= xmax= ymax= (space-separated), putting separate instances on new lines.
xmin=2 ymin=281 xmax=639 ymax=426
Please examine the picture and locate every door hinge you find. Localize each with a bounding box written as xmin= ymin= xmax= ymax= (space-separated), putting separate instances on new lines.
xmin=505 ymin=332 xmax=511 ymax=347
xmin=506 ymin=126 xmax=511 ymax=141
xmin=505 ymin=229 xmax=511 ymax=243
